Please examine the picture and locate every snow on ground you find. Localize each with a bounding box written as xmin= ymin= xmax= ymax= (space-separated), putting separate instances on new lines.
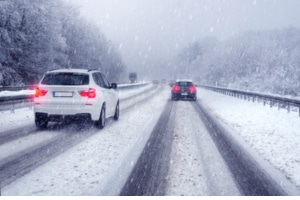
xmin=198 ymin=88 xmax=300 ymax=191
xmin=0 ymin=132 xmax=59 ymax=161
xmin=0 ymin=90 xmax=34 ymax=97
xmin=165 ymin=101 xmax=240 ymax=196
xmin=1 ymin=85 xmax=300 ymax=195
xmin=1 ymin=86 xmax=169 ymax=195
xmin=0 ymin=107 xmax=34 ymax=133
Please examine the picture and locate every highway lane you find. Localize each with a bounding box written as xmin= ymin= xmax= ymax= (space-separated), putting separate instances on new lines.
xmin=120 ymin=96 xmax=290 ymax=196
xmin=0 ymin=85 xmax=161 ymax=188
xmin=121 ymin=100 xmax=240 ymax=195
xmin=1 ymin=85 xmax=293 ymax=195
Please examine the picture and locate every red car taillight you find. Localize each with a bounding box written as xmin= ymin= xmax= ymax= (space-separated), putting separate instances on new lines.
xmin=172 ymin=85 xmax=181 ymax=93
xmin=189 ymin=85 xmax=197 ymax=93
xmin=35 ymin=88 xmax=48 ymax=97
xmin=79 ymin=88 xmax=96 ymax=98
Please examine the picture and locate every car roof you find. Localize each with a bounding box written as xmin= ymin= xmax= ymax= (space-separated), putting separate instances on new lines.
xmin=46 ymin=68 xmax=100 ymax=74
xmin=176 ymin=79 xmax=193 ymax=83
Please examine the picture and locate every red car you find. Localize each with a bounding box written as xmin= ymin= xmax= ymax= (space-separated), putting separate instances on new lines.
xmin=171 ymin=80 xmax=197 ymax=101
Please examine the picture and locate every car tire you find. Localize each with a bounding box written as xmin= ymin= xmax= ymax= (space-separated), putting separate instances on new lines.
xmin=96 ymin=105 xmax=106 ymax=129
xmin=114 ymin=101 xmax=119 ymax=120
xmin=35 ymin=119 xmax=48 ymax=129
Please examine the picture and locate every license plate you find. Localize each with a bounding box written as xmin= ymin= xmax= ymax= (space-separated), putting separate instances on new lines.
xmin=53 ymin=92 xmax=73 ymax=97
xmin=181 ymin=92 xmax=188 ymax=96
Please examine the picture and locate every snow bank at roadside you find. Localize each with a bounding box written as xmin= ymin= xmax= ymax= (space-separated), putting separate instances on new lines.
xmin=198 ymin=88 xmax=300 ymax=191
xmin=0 ymin=90 xmax=34 ymax=97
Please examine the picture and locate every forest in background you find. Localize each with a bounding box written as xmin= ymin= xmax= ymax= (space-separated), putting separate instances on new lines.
xmin=1 ymin=0 xmax=300 ymax=96
xmin=0 ymin=0 xmax=126 ymax=86
xmin=178 ymin=27 xmax=300 ymax=96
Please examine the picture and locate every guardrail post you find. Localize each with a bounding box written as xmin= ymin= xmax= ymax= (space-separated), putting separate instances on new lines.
xmin=287 ymin=104 xmax=290 ymax=113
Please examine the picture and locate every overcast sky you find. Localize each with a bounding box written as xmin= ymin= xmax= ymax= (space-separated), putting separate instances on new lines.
xmin=67 ymin=0 xmax=300 ymax=79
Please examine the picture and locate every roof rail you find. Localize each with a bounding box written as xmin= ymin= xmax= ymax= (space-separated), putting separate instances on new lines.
xmin=87 ymin=69 xmax=100 ymax=72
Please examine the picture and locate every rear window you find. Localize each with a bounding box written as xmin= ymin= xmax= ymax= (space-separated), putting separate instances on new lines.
xmin=41 ymin=73 xmax=89 ymax=85
xmin=177 ymin=82 xmax=193 ymax=87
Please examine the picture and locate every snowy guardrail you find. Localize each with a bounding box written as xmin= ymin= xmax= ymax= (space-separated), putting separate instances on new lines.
xmin=116 ymin=82 xmax=151 ymax=90
xmin=0 ymin=82 xmax=151 ymax=112
xmin=199 ymin=84 xmax=300 ymax=116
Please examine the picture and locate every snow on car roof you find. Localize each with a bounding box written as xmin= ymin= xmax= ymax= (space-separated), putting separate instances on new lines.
xmin=46 ymin=68 xmax=100 ymax=74
xmin=176 ymin=79 xmax=193 ymax=83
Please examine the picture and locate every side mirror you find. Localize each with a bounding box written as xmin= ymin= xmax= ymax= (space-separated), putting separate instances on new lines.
xmin=111 ymin=83 xmax=117 ymax=89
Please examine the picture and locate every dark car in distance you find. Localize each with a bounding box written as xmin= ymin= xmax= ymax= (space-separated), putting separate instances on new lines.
xmin=171 ymin=80 xmax=197 ymax=101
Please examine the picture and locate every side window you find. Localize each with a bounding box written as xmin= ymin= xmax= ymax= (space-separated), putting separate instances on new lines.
xmin=100 ymin=73 xmax=110 ymax=88
xmin=92 ymin=73 xmax=104 ymax=88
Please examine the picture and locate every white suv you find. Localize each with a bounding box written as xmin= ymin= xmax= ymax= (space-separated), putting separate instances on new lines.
xmin=33 ymin=69 xmax=119 ymax=129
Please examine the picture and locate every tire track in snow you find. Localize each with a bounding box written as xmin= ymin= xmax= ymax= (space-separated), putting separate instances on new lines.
xmin=0 ymin=85 xmax=161 ymax=190
xmin=1 ymin=85 xmax=169 ymax=195
xmin=165 ymin=101 xmax=240 ymax=196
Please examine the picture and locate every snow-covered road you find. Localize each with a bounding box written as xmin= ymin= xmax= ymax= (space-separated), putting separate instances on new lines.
xmin=165 ymin=101 xmax=240 ymax=195
xmin=1 ymin=85 xmax=168 ymax=195
xmin=1 ymin=84 xmax=300 ymax=195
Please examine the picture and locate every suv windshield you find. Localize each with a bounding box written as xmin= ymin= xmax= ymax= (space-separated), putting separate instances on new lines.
xmin=41 ymin=73 xmax=89 ymax=85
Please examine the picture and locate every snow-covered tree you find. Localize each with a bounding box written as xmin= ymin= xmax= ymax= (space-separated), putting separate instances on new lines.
xmin=0 ymin=0 xmax=126 ymax=86
xmin=178 ymin=27 xmax=300 ymax=95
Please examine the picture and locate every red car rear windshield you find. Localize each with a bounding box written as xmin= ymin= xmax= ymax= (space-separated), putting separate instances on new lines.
xmin=41 ymin=73 xmax=89 ymax=85
xmin=177 ymin=82 xmax=193 ymax=87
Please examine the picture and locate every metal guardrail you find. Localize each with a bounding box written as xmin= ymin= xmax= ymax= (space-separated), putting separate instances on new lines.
xmin=0 ymin=85 xmax=37 ymax=92
xmin=199 ymin=85 xmax=300 ymax=116
xmin=117 ymin=82 xmax=151 ymax=90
